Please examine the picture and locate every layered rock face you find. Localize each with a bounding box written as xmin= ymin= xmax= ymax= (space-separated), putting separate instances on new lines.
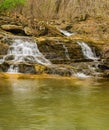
xmin=0 ymin=15 xmax=109 ymax=78
xmin=0 ymin=35 xmax=102 ymax=78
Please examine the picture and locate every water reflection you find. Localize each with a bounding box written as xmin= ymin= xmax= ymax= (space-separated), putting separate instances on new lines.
xmin=0 ymin=78 xmax=109 ymax=130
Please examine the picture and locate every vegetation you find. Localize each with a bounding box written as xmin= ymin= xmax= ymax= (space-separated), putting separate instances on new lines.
xmin=0 ymin=0 xmax=26 ymax=11
xmin=0 ymin=0 xmax=109 ymax=21
xmin=20 ymin=0 xmax=109 ymax=21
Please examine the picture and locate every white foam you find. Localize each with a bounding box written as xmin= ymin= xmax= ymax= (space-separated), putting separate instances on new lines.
xmin=6 ymin=39 xmax=51 ymax=73
xmin=60 ymin=29 xmax=74 ymax=37
xmin=77 ymin=41 xmax=99 ymax=60
xmin=75 ymin=72 xmax=91 ymax=78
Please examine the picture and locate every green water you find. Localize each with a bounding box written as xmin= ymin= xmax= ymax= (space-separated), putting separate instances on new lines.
xmin=0 ymin=78 xmax=109 ymax=130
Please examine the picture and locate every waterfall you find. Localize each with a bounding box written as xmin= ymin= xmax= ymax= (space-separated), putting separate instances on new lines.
xmin=7 ymin=39 xmax=51 ymax=64
xmin=3 ymin=38 xmax=51 ymax=73
xmin=56 ymin=40 xmax=70 ymax=60
xmin=59 ymin=29 xmax=98 ymax=60
xmin=58 ymin=29 xmax=100 ymax=78
xmin=77 ymin=41 xmax=98 ymax=60
xmin=7 ymin=65 xmax=19 ymax=73
xmin=60 ymin=29 xmax=74 ymax=37
xmin=62 ymin=44 xmax=70 ymax=60
xmin=0 ymin=59 xmax=4 ymax=64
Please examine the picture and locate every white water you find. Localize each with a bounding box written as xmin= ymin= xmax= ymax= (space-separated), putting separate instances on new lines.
xmin=5 ymin=39 xmax=51 ymax=73
xmin=59 ymin=29 xmax=98 ymax=60
xmin=0 ymin=59 xmax=4 ymax=64
xmin=7 ymin=65 xmax=19 ymax=73
xmin=75 ymin=72 xmax=91 ymax=78
xmin=60 ymin=29 xmax=74 ymax=37
xmin=77 ymin=41 xmax=98 ymax=60
xmin=62 ymin=44 xmax=70 ymax=60
xmin=7 ymin=39 xmax=51 ymax=65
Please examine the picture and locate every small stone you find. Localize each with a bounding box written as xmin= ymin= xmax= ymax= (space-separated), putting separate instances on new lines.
xmin=24 ymin=27 xmax=33 ymax=36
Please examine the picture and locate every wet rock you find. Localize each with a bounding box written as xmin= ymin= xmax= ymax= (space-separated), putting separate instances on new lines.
xmin=0 ymin=61 xmax=37 ymax=74
xmin=22 ymin=56 xmax=36 ymax=64
xmin=37 ymin=38 xmax=84 ymax=64
xmin=98 ymin=64 xmax=109 ymax=70
xmin=18 ymin=63 xmax=36 ymax=74
xmin=103 ymin=70 xmax=109 ymax=77
xmin=4 ymin=55 xmax=15 ymax=61
xmin=0 ymin=62 xmax=9 ymax=72
xmin=70 ymin=61 xmax=104 ymax=77
xmin=98 ymin=59 xmax=109 ymax=73
xmin=0 ymin=41 xmax=9 ymax=55
xmin=44 ymin=65 xmax=73 ymax=77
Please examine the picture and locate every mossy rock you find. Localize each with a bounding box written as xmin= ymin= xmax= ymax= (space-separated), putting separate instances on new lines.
xmin=35 ymin=64 xmax=47 ymax=74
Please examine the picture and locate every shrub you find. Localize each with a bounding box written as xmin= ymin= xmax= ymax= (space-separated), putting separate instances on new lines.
xmin=0 ymin=0 xmax=26 ymax=11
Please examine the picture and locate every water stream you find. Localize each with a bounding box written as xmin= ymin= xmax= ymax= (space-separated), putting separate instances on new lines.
xmin=59 ymin=30 xmax=98 ymax=60
xmin=62 ymin=44 xmax=70 ymax=60
xmin=7 ymin=39 xmax=51 ymax=65
xmin=77 ymin=41 xmax=98 ymax=60
xmin=59 ymin=30 xmax=100 ymax=77
xmin=60 ymin=29 xmax=74 ymax=37
xmin=2 ymin=39 xmax=51 ymax=73
xmin=8 ymin=64 xmax=19 ymax=73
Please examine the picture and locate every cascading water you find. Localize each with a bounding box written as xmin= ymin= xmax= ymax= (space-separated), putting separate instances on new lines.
xmin=60 ymin=29 xmax=74 ymax=37
xmin=59 ymin=29 xmax=100 ymax=78
xmin=75 ymin=72 xmax=91 ymax=78
xmin=56 ymin=40 xmax=70 ymax=60
xmin=59 ymin=29 xmax=98 ymax=61
xmin=3 ymin=38 xmax=51 ymax=73
xmin=62 ymin=44 xmax=70 ymax=60
xmin=8 ymin=65 xmax=19 ymax=73
xmin=77 ymin=41 xmax=98 ymax=60
xmin=0 ymin=29 xmax=100 ymax=77
xmin=0 ymin=59 xmax=4 ymax=64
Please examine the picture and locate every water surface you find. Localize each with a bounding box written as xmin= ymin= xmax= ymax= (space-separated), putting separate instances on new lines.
xmin=0 ymin=78 xmax=109 ymax=130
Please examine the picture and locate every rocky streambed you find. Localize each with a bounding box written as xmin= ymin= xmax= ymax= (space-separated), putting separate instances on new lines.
xmin=0 ymin=15 xmax=109 ymax=78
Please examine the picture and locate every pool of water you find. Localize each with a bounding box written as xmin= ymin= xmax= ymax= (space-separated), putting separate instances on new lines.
xmin=0 ymin=78 xmax=109 ymax=130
